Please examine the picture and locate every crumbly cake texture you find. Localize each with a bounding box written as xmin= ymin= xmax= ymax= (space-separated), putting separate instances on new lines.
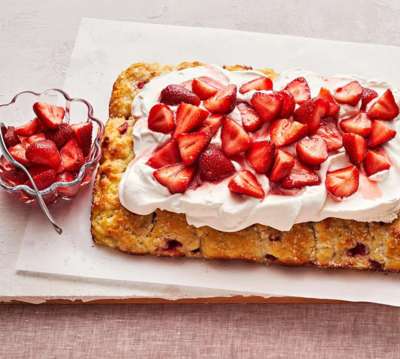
xmin=91 ymin=61 xmax=400 ymax=272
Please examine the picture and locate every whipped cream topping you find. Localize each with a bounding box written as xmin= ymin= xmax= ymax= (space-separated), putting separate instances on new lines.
xmin=119 ymin=65 xmax=400 ymax=232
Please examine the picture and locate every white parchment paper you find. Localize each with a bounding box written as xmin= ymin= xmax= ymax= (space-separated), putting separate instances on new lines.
xmin=17 ymin=18 xmax=400 ymax=306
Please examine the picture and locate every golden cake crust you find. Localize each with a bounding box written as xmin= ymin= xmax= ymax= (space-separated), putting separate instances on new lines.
xmin=91 ymin=61 xmax=400 ymax=272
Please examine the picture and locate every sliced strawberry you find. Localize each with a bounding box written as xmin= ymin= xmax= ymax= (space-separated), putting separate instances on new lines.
xmin=343 ymin=133 xmax=367 ymax=165
xmin=174 ymin=103 xmax=209 ymax=137
xmin=33 ymin=102 xmax=65 ymax=129
xmin=147 ymin=139 xmax=181 ymax=169
xmin=192 ymin=77 xmax=222 ymax=100
xmin=250 ymin=92 xmax=282 ymax=122
xmin=56 ymin=172 xmax=80 ymax=197
xmin=0 ymin=158 xmax=27 ymax=185
xmin=296 ymin=137 xmax=328 ymax=166
xmin=199 ymin=144 xmax=235 ymax=182
xmin=154 ymin=163 xmax=195 ymax=194
xmin=364 ymin=150 xmax=391 ymax=177
xmin=281 ymin=160 xmax=321 ymax=189
xmin=198 ymin=114 xmax=223 ymax=137
xmin=368 ymin=120 xmax=396 ymax=148
xmin=25 ymin=139 xmax=61 ymax=169
xmin=246 ymin=140 xmax=275 ymax=174
xmin=269 ymin=149 xmax=295 ymax=182
xmin=367 ymin=89 xmax=399 ymax=121
xmin=24 ymin=133 xmax=46 ymax=145
xmin=294 ymin=98 xmax=328 ymax=134
xmin=238 ymin=103 xmax=263 ymax=132
xmin=228 ymin=169 xmax=265 ymax=199
xmin=177 ymin=131 xmax=210 ymax=165
xmin=277 ymin=90 xmax=295 ymax=118
xmin=318 ymin=88 xmax=340 ymax=117
xmin=361 ymin=87 xmax=378 ymax=111
xmin=8 ymin=143 xmax=29 ymax=166
xmin=15 ymin=117 xmax=41 ymax=136
xmin=334 ymin=81 xmax=363 ymax=106
xmin=1 ymin=126 xmax=20 ymax=147
xmin=326 ymin=165 xmax=359 ymax=198
xmin=160 ymin=84 xmax=200 ymax=106
xmin=60 ymin=139 xmax=84 ymax=172
xmin=148 ymin=103 xmax=175 ymax=134
xmin=71 ymin=122 xmax=93 ymax=156
xmin=46 ymin=123 xmax=74 ymax=148
xmin=284 ymin=77 xmax=311 ymax=104
xmin=221 ymin=118 xmax=251 ymax=157
xmin=239 ymin=76 xmax=273 ymax=94
xmin=340 ymin=112 xmax=371 ymax=137
xmin=204 ymin=84 xmax=237 ymax=114
xmin=314 ymin=118 xmax=343 ymax=152
xmin=270 ymin=118 xmax=308 ymax=147
xmin=27 ymin=166 xmax=57 ymax=190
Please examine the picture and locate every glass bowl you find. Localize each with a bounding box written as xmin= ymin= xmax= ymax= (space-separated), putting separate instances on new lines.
xmin=0 ymin=89 xmax=104 ymax=204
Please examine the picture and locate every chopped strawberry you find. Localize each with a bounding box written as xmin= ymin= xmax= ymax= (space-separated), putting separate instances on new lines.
xmin=284 ymin=77 xmax=311 ymax=104
xmin=361 ymin=87 xmax=378 ymax=110
xmin=56 ymin=172 xmax=80 ymax=197
xmin=334 ymin=81 xmax=363 ymax=106
xmin=118 ymin=122 xmax=128 ymax=134
xmin=154 ymin=163 xmax=195 ymax=194
xmin=27 ymin=166 xmax=57 ymax=190
xmin=8 ymin=143 xmax=29 ymax=166
xmin=25 ymin=139 xmax=61 ymax=169
xmin=364 ymin=150 xmax=391 ymax=177
xmin=314 ymin=118 xmax=343 ymax=152
xmin=173 ymin=103 xmax=209 ymax=138
xmin=343 ymin=133 xmax=367 ymax=165
xmin=0 ymin=158 xmax=27 ymax=185
xmin=246 ymin=140 xmax=275 ymax=174
xmin=367 ymin=89 xmax=399 ymax=121
xmin=221 ymin=118 xmax=251 ymax=157
xmin=147 ymin=139 xmax=181 ymax=169
xmin=71 ymin=122 xmax=93 ymax=156
xmin=228 ymin=169 xmax=265 ymax=199
xmin=199 ymin=144 xmax=235 ymax=182
xmin=239 ymin=76 xmax=273 ymax=94
xmin=46 ymin=123 xmax=74 ymax=148
xmin=15 ymin=117 xmax=41 ymax=136
xmin=204 ymin=84 xmax=237 ymax=114
xmin=238 ymin=103 xmax=263 ymax=132
xmin=148 ymin=103 xmax=175 ymax=134
xmin=281 ymin=160 xmax=321 ymax=189
xmin=250 ymin=92 xmax=282 ymax=122
xmin=296 ymin=137 xmax=328 ymax=166
xmin=269 ymin=149 xmax=295 ymax=182
xmin=270 ymin=118 xmax=308 ymax=147
xmin=368 ymin=120 xmax=396 ymax=148
xmin=340 ymin=112 xmax=372 ymax=137
xmin=1 ymin=126 xmax=20 ymax=147
xmin=177 ymin=131 xmax=210 ymax=165
xmin=192 ymin=77 xmax=222 ymax=100
xmin=277 ymin=90 xmax=295 ymax=118
xmin=294 ymin=98 xmax=328 ymax=134
xmin=33 ymin=102 xmax=65 ymax=129
xmin=60 ymin=139 xmax=84 ymax=172
xmin=318 ymin=88 xmax=340 ymax=117
xmin=198 ymin=114 xmax=223 ymax=137
xmin=160 ymin=84 xmax=200 ymax=106
xmin=326 ymin=165 xmax=359 ymax=198
xmin=24 ymin=133 xmax=47 ymax=145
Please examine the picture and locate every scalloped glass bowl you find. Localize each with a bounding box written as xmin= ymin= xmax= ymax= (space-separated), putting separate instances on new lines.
xmin=0 ymin=89 xmax=104 ymax=204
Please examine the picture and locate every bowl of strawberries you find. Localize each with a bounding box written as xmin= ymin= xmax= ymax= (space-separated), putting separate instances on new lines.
xmin=0 ymin=89 xmax=104 ymax=204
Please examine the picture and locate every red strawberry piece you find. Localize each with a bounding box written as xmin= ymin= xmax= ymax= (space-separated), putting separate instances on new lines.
xmin=238 ymin=103 xmax=263 ymax=132
xmin=228 ymin=169 xmax=265 ymax=199
xmin=367 ymin=89 xmax=399 ymax=121
xmin=281 ymin=160 xmax=321 ymax=189
xmin=326 ymin=165 xmax=359 ymax=198
xmin=221 ymin=117 xmax=251 ymax=157
xmin=294 ymin=98 xmax=328 ymax=134
xmin=318 ymin=87 xmax=340 ymax=117
xmin=0 ymin=156 xmax=14 ymax=172
xmin=199 ymin=144 xmax=235 ymax=182
xmin=118 ymin=122 xmax=128 ymax=134
xmin=314 ymin=118 xmax=343 ymax=152
xmin=33 ymin=102 xmax=65 ymax=129
xmin=334 ymin=81 xmax=363 ymax=106
xmin=174 ymin=103 xmax=209 ymax=137
xmin=340 ymin=112 xmax=372 ymax=137
xmin=1 ymin=126 xmax=20 ymax=147
xmin=27 ymin=166 xmax=57 ymax=190
xmin=296 ymin=136 xmax=328 ymax=166
xmin=246 ymin=140 xmax=275 ymax=174
xmin=0 ymin=158 xmax=27 ymax=185
xmin=343 ymin=133 xmax=367 ymax=165
xmin=8 ymin=143 xmax=29 ymax=166
xmin=269 ymin=149 xmax=295 ymax=182
xmin=277 ymin=90 xmax=295 ymax=118
xmin=60 ymin=139 xmax=84 ymax=172
xmin=71 ymin=122 xmax=93 ymax=156
xmin=46 ymin=123 xmax=74 ymax=148
xmin=148 ymin=103 xmax=175 ymax=134
xmin=24 ymin=133 xmax=46 ymax=145
xmin=56 ymin=171 xmax=80 ymax=197
xmin=192 ymin=77 xmax=222 ymax=100
xmin=204 ymin=84 xmax=237 ymax=114
xmin=198 ymin=114 xmax=223 ymax=137
xmin=147 ymin=139 xmax=181 ymax=169
xmin=15 ymin=117 xmax=41 ymax=136
xmin=154 ymin=163 xmax=195 ymax=194
xmin=177 ymin=131 xmax=211 ymax=165
xmin=364 ymin=150 xmax=391 ymax=177
xmin=368 ymin=120 xmax=396 ymax=148
xmin=270 ymin=118 xmax=308 ymax=147
xmin=361 ymin=87 xmax=378 ymax=111
xmin=250 ymin=92 xmax=282 ymax=122
xmin=26 ymin=139 xmax=61 ymax=169
xmin=239 ymin=76 xmax=273 ymax=94
xmin=284 ymin=77 xmax=311 ymax=104
xmin=160 ymin=84 xmax=200 ymax=106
